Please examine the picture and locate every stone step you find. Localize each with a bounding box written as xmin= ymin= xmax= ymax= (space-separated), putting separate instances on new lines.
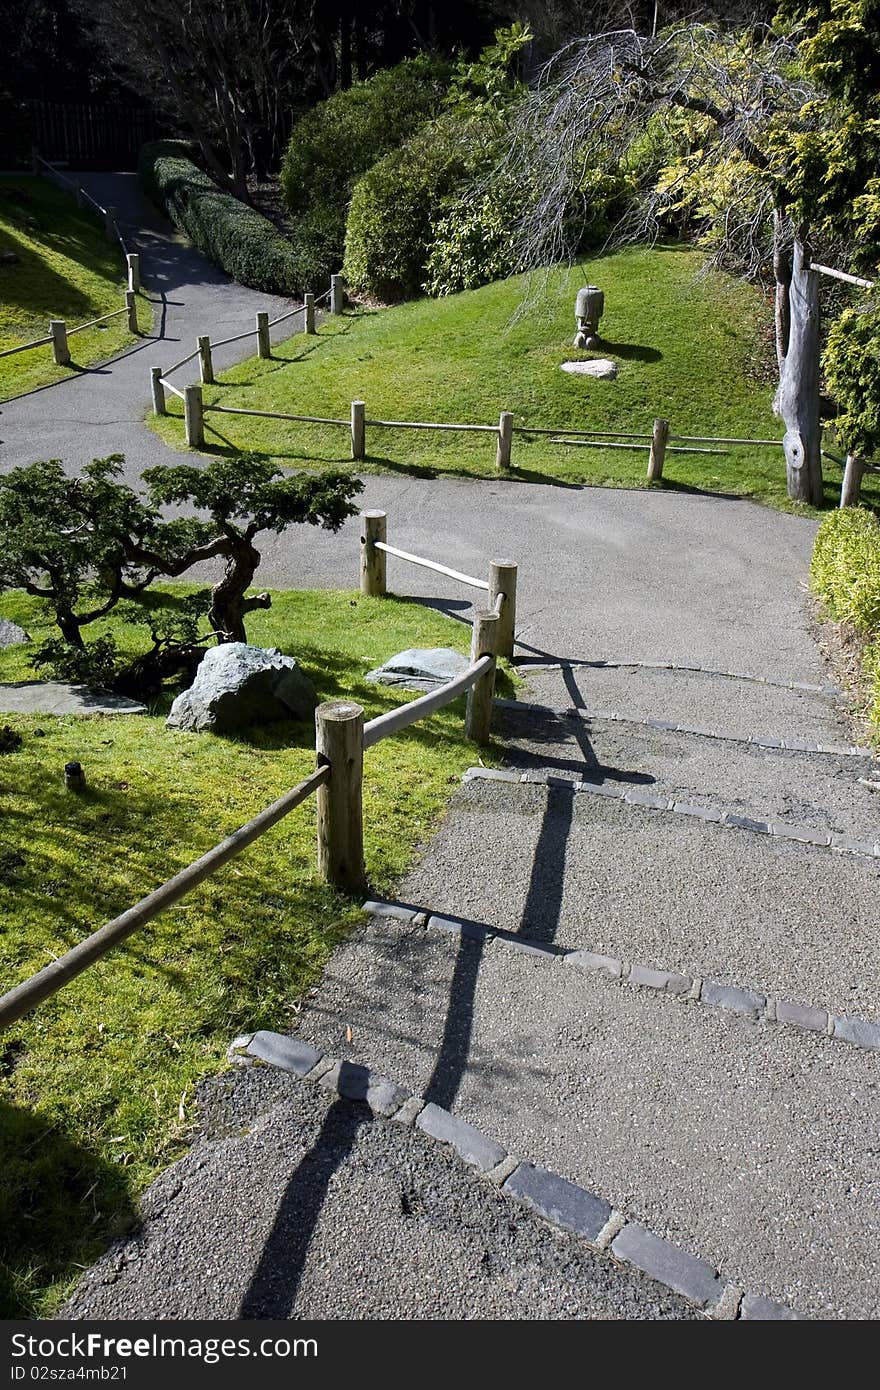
xmin=60 ymin=1063 xmax=701 ymax=1321
xmin=288 ymin=911 xmax=879 ymax=1319
xmin=391 ymin=778 xmax=880 ymax=1021
xmin=495 ymin=701 xmax=880 ymax=844
xmin=516 ymin=663 xmax=858 ymax=749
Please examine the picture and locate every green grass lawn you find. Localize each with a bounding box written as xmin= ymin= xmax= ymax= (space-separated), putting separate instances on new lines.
xmin=0 ymin=586 xmax=508 ymax=1317
xmin=0 ymin=176 xmax=151 ymax=401
xmin=149 ymin=245 xmax=875 ymax=512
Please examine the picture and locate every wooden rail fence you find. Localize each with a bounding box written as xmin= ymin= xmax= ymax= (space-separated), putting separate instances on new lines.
xmin=0 ymin=509 xmax=514 ymax=1034
xmin=0 ymin=155 xmax=143 ymax=373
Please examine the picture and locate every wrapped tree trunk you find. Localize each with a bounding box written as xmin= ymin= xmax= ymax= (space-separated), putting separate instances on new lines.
xmin=773 ymin=229 xmax=824 ymax=506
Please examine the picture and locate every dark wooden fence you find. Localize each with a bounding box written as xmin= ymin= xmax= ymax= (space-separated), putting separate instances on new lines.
xmin=26 ymin=100 xmax=158 ymax=170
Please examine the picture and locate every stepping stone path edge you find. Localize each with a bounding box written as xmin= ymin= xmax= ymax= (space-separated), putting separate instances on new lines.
xmin=360 ymin=898 xmax=880 ymax=1053
xmin=227 ymin=1028 xmax=805 ymax=1320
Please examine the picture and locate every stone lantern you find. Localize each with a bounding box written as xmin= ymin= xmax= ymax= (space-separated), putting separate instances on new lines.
xmin=574 ymin=285 xmax=604 ymax=348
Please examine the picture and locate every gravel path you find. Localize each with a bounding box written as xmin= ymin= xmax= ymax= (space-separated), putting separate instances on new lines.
xmin=60 ymin=1067 xmax=696 ymax=1321
xmin=287 ymin=915 xmax=880 ymax=1320
xmin=391 ymin=779 xmax=880 ymax=1017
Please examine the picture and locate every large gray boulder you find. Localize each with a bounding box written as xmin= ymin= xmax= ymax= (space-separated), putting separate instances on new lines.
xmin=0 ymin=619 xmax=29 ymax=649
xmin=166 ymin=644 xmax=317 ymax=733
xmin=365 ymin=647 xmax=469 ymax=693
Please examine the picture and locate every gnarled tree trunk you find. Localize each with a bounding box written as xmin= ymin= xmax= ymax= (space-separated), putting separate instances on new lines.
xmin=773 ymin=227 xmax=824 ymax=506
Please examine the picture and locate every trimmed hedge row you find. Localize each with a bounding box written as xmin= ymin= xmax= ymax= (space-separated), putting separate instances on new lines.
xmin=810 ymin=506 xmax=880 ymax=730
xmin=139 ymin=141 xmax=320 ymax=296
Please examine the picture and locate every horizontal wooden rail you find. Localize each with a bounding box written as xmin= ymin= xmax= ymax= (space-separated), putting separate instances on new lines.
xmin=0 ymin=334 xmax=54 ymax=358
xmin=553 ymin=438 xmax=729 ymax=456
xmin=515 ymin=424 xmax=653 ymax=440
xmin=159 ymin=378 xmax=186 ymax=400
xmin=267 ymin=304 xmax=307 ymax=328
xmin=211 ymin=327 xmax=259 ymax=349
xmin=162 ymin=347 xmax=201 ymax=375
xmin=66 ymin=306 xmax=128 ymax=336
xmin=374 ymin=540 xmax=490 ymax=591
xmin=363 ymin=656 xmax=492 ymax=750
xmin=205 ymin=405 xmax=349 ymax=425
xmin=823 ymin=448 xmax=880 ymax=476
xmin=810 ymin=262 xmax=875 ymax=290
xmin=669 ymin=433 xmax=782 ymax=447
xmin=0 ymin=765 xmax=330 ymax=1033
xmin=364 ymin=418 xmax=498 ymax=434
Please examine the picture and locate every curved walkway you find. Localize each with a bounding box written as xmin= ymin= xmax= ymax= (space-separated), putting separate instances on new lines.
xmin=0 ymin=171 xmax=301 ymax=479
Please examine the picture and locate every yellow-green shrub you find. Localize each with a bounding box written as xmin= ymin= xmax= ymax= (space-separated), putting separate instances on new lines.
xmin=811 ymin=506 xmax=880 ymax=729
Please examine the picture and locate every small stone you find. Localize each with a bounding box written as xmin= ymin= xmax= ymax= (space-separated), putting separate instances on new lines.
xmin=627 ymin=964 xmax=692 ymax=994
xmin=362 ymin=899 xmax=421 ymax=923
xmin=246 ymin=1031 xmax=322 ymax=1077
xmin=740 ymin=1293 xmax=807 ymax=1320
xmin=559 ymin=358 xmax=618 ymax=380
xmin=832 ymin=1015 xmax=880 ymax=1050
xmin=611 ymin=1224 xmax=722 ymax=1307
xmin=673 ymin=801 xmax=723 ymax=823
xmin=724 ymin=813 xmax=770 ymax=834
xmin=564 ymin=949 xmax=623 ymax=979
xmin=328 ymin=1060 xmax=410 ymax=1116
xmin=503 ymin=1163 xmax=612 ymax=1243
xmin=576 ymin=780 xmax=623 ymax=799
xmin=624 ymin=787 xmax=672 ymax=810
xmin=416 ymin=1103 xmax=506 ymax=1172
xmin=770 ymin=824 xmax=831 ymax=847
xmin=462 ymin=767 xmax=521 ymax=784
xmin=775 ymin=998 xmax=828 ymax=1034
xmin=392 ymin=1096 xmax=425 ymax=1128
xmin=426 ymin=913 xmax=489 ymax=942
xmin=365 ymin=647 xmax=469 ymax=692
xmin=700 ymin=981 xmax=765 ymax=1017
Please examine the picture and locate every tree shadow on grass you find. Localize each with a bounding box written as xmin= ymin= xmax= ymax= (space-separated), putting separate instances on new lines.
xmin=0 ymin=1096 xmax=136 ymax=1318
xmin=596 ymin=339 xmax=662 ymax=363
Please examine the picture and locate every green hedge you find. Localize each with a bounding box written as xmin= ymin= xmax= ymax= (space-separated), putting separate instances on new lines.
xmin=139 ymin=141 xmax=320 ymax=296
xmin=810 ymin=506 xmax=880 ymax=730
xmin=279 ymin=56 xmax=449 ymax=293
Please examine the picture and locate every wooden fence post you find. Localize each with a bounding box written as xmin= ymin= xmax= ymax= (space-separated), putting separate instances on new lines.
xmin=125 ymin=290 xmax=138 ymax=334
xmin=360 ymin=511 xmax=387 ymax=596
xmin=351 ymin=400 xmax=366 ymax=461
xmin=150 ymin=367 xmax=166 ymax=416
xmin=315 ymin=700 xmax=366 ymax=894
xmin=198 ymin=334 xmax=214 ymax=384
xmin=104 ymin=206 xmax=117 ymax=242
xmin=50 ymin=320 xmax=70 ymax=367
xmin=305 ymin=292 xmax=316 ymax=334
xmin=330 ymin=274 xmax=344 ymax=315
xmin=465 ymin=608 xmax=499 ymax=744
xmin=184 ymin=383 xmax=205 ymax=448
xmin=496 ymin=411 xmax=514 ymax=469
xmin=840 ymin=454 xmax=865 ymax=507
xmin=647 ymin=418 xmax=669 ymax=480
xmin=488 ymin=560 xmax=517 ymax=659
xmin=256 ymin=311 xmax=271 ymax=359
xmin=126 ymin=253 xmax=140 ymax=293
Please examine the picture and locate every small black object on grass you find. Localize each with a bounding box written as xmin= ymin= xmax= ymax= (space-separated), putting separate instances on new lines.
xmin=64 ymin=760 xmax=86 ymax=792
xmin=0 ymin=725 xmax=22 ymax=753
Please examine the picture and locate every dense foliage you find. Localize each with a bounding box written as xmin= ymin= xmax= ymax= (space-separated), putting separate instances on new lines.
xmin=810 ymin=504 xmax=880 ymax=728
xmin=279 ymin=54 xmax=449 ymax=288
xmin=140 ymin=141 xmax=317 ymax=295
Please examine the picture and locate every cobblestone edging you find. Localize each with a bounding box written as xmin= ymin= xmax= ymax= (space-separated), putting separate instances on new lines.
xmin=362 ymin=896 xmax=880 ymax=1055
xmin=513 ymin=658 xmax=842 ymax=700
xmin=495 ymin=697 xmax=873 ymax=760
xmin=227 ymin=1030 xmax=806 ymax=1320
xmin=466 ymin=757 xmax=880 ymax=857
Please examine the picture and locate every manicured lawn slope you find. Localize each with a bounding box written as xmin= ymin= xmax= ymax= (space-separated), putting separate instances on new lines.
xmin=150 ymin=245 xmax=868 ymax=510
xmin=0 ymin=176 xmax=150 ymax=400
xmin=0 ymin=587 xmax=507 ymax=1317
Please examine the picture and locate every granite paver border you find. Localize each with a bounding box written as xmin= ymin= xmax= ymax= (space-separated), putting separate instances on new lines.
xmin=494 ymin=697 xmax=872 ymax=759
xmin=228 ymin=1029 xmax=807 ymax=1320
xmin=360 ymin=897 xmax=880 ymax=1054
xmin=464 ymin=759 xmax=880 ymax=855
xmin=512 ymin=657 xmax=842 ymax=700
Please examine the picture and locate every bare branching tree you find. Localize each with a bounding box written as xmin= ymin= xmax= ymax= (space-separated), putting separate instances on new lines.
xmin=499 ymin=24 xmax=830 ymax=504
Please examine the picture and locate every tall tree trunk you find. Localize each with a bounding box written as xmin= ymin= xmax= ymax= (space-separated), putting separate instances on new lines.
xmin=773 ymin=231 xmax=823 ymax=506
